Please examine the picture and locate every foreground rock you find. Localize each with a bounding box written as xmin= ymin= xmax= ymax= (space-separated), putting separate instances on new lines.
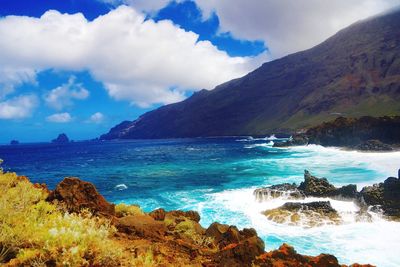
xmin=36 ymin=176 xmax=372 ymax=266
xmin=47 ymin=177 xmax=115 ymax=216
xmin=263 ymin=201 xmax=341 ymax=227
xmin=254 ymin=243 xmax=374 ymax=267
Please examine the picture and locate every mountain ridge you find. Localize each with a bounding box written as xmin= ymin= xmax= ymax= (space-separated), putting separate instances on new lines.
xmin=102 ymin=9 xmax=400 ymax=139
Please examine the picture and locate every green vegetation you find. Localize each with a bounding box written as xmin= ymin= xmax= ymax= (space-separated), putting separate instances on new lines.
xmin=0 ymin=170 xmax=125 ymax=266
xmin=115 ymin=203 xmax=144 ymax=217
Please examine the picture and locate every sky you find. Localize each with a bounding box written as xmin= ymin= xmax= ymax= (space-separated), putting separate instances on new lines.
xmin=0 ymin=0 xmax=398 ymax=143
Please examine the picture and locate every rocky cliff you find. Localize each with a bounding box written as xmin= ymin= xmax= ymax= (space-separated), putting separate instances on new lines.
xmin=102 ymin=9 xmax=400 ymax=139
xmin=274 ymin=116 xmax=400 ymax=149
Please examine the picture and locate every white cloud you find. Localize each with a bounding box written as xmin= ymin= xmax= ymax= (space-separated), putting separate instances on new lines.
xmin=0 ymin=6 xmax=262 ymax=107
xmin=0 ymin=94 xmax=38 ymax=119
xmin=44 ymin=76 xmax=89 ymax=110
xmin=0 ymin=68 xmax=37 ymax=99
xmin=87 ymin=112 xmax=104 ymax=123
xmin=193 ymin=0 xmax=399 ymax=58
xmin=105 ymin=0 xmax=171 ymax=14
xmin=46 ymin=112 xmax=72 ymax=123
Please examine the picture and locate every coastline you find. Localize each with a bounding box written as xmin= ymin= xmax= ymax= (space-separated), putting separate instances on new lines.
xmin=0 ymin=171 xmax=375 ymax=266
xmin=1 ymin=139 xmax=399 ymax=266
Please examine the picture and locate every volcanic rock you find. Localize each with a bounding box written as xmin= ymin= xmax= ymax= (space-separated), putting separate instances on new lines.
xmin=360 ymin=176 xmax=400 ymax=217
xmin=356 ymin=140 xmax=393 ymax=151
xmin=115 ymin=214 xmax=167 ymax=240
xmin=298 ymin=170 xmax=337 ymax=197
xmin=47 ymin=177 xmax=115 ymax=216
xmin=51 ymin=133 xmax=70 ymax=144
xmin=263 ymin=201 xmax=341 ymax=227
xmin=254 ymin=243 xmax=374 ymax=267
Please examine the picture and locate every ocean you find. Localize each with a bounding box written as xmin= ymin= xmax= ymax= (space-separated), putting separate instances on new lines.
xmin=1 ymin=137 xmax=399 ymax=266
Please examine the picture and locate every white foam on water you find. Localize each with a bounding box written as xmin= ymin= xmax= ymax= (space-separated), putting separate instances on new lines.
xmin=115 ymin=184 xmax=128 ymax=190
xmin=236 ymin=135 xmax=284 ymax=142
xmin=201 ymin=186 xmax=400 ymax=267
xmin=193 ymin=145 xmax=400 ymax=267
xmin=244 ymin=141 xmax=274 ymax=149
xmin=288 ymin=145 xmax=400 ymax=180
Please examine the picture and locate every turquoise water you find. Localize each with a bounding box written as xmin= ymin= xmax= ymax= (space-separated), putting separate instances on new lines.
xmin=1 ymin=137 xmax=400 ymax=266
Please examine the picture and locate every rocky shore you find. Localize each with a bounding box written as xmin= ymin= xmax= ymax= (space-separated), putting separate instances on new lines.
xmin=1 ymin=173 xmax=374 ymax=266
xmin=255 ymin=170 xmax=400 ymax=226
xmin=274 ymin=116 xmax=400 ymax=151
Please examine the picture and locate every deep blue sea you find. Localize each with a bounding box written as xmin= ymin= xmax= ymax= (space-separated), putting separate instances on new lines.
xmin=1 ymin=137 xmax=400 ymax=266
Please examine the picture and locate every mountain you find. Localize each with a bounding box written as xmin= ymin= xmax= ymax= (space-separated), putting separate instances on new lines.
xmin=102 ymin=9 xmax=400 ymax=139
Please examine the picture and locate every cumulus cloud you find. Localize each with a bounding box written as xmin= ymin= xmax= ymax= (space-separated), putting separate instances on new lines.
xmin=0 ymin=6 xmax=262 ymax=107
xmin=193 ymin=0 xmax=400 ymax=58
xmin=103 ymin=0 xmax=170 ymax=14
xmin=46 ymin=112 xmax=73 ymax=123
xmin=44 ymin=76 xmax=89 ymax=110
xmin=0 ymin=94 xmax=38 ymax=119
xmin=0 ymin=68 xmax=37 ymax=99
xmin=87 ymin=112 xmax=104 ymax=123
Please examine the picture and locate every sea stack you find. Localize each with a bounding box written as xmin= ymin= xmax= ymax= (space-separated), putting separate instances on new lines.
xmin=10 ymin=140 xmax=19 ymax=145
xmin=51 ymin=133 xmax=70 ymax=144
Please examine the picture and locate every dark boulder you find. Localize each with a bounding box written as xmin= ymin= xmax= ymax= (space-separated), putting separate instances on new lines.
xmin=305 ymin=116 xmax=400 ymax=149
xmin=298 ymin=170 xmax=357 ymax=199
xmin=355 ymin=140 xmax=393 ymax=151
xmin=334 ymin=184 xmax=358 ymax=199
xmin=298 ymin=170 xmax=337 ymax=197
xmin=47 ymin=177 xmax=115 ymax=216
xmin=10 ymin=140 xmax=19 ymax=145
xmin=360 ymin=176 xmax=400 ymax=217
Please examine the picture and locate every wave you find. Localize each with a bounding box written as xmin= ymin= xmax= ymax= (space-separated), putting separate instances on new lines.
xmin=245 ymin=141 xmax=274 ymax=148
xmin=287 ymin=144 xmax=400 ymax=182
xmin=200 ymin=187 xmax=400 ymax=267
xmin=236 ymin=134 xmax=283 ymax=142
xmin=115 ymin=184 xmax=128 ymax=190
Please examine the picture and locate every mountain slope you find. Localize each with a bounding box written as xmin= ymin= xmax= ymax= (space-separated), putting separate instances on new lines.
xmin=102 ymin=9 xmax=400 ymax=139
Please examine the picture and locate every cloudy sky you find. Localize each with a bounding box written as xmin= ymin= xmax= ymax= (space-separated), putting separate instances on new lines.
xmin=0 ymin=0 xmax=398 ymax=142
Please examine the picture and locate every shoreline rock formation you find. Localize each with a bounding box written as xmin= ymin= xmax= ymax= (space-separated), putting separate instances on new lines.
xmin=2 ymin=173 xmax=374 ymax=266
xmin=256 ymin=170 xmax=400 ymax=225
xmin=274 ymin=116 xmax=400 ymax=151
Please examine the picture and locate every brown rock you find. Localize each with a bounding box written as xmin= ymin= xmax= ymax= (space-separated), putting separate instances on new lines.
xmin=214 ymin=236 xmax=265 ymax=266
xmin=47 ymin=177 xmax=115 ymax=216
xmin=255 ymin=243 xmax=341 ymax=267
xmin=149 ymin=208 xmax=166 ymax=221
xmin=167 ymin=210 xmax=201 ymax=223
xmin=116 ymin=214 xmax=167 ymax=240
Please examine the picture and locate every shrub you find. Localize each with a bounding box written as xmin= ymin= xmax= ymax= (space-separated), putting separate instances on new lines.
xmin=0 ymin=171 xmax=125 ymax=266
xmin=115 ymin=203 xmax=144 ymax=217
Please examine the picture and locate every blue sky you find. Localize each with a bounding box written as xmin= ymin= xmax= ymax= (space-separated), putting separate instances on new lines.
xmin=0 ymin=0 xmax=266 ymax=143
xmin=0 ymin=0 xmax=397 ymax=143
